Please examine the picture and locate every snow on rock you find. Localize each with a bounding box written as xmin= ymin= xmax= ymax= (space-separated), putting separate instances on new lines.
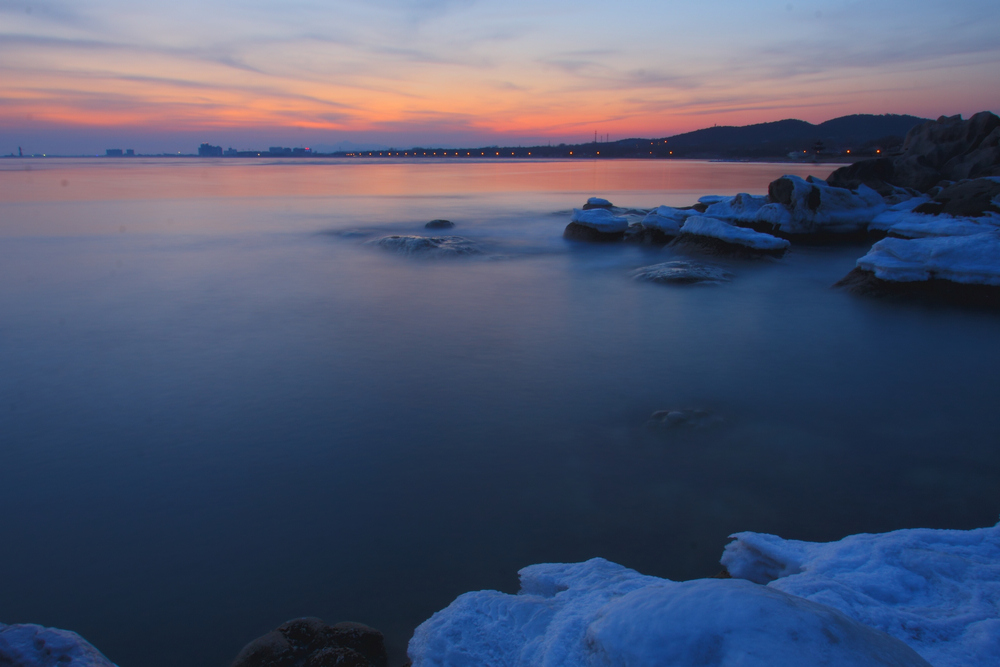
xmin=869 ymin=187 xmax=1000 ymax=239
xmin=631 ymin=260 xmax=733 ymax=285
xmin=408 ymin=558 xmax=931 ymax=667
xmin=697 ymin=195 xmax=729 ymax=206
xmin=0 ymin=623 xmax=117 ymax=667
xmin=368 ymin=235 xmax=482 ymax=256
xmin=583 ymin=197 xmax=613 ymax=209
xmin=679 ymin=216 xmax=790 ymax=253
xmin=639 ymin=206 xmax=697 ymax=234
xmin=722 ymin=522 xmax=1000 ymax=667
xmin=703 ymin=193 xmax=770 ymax=223
xmin=758 ymin=175 xmax=887 ymax=235
xmin=853 ymin=231 xmax=1000 ymax=285
xmin=569 ymin=208 xmax=629 ymax=233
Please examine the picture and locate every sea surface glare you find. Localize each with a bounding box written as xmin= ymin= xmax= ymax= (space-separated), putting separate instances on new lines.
xmin=1 ymin=158 xmax=998 ymax=667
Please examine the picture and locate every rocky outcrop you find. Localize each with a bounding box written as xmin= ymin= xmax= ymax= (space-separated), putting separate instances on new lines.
xmin=913 ymin=178 xmax=1000 ymax=217
xmin=0 ymin=623 xmax=116 ymax=667
xmin=231 ymin=618 xmax=388 ymax=667
xmin=828 ymin=112 xmax=1000 ymax=193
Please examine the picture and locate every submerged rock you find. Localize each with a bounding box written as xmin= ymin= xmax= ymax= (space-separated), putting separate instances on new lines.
xmin=232 ymin=618 xmax=388 ymax=667
xmin=649 ymin=408 xmax=724 ymax=428
xmin=368 ymin=235 xmax=481 ymax=256
xmin=0 ymin=623 xmax=116 ymax=667
xmin=409 ymin=558 xmax=931 ymax=667
xmin=675 ymin=216 xmax=790 ymax=257
xmin=424 ymin=219 xmax=454 ymax=229
xmin=631 ymin=260 xmax=733 ymax=285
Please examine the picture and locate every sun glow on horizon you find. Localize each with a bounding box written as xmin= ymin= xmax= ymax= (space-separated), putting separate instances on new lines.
xmin=1 ymin=0 xmax=998 ymax=152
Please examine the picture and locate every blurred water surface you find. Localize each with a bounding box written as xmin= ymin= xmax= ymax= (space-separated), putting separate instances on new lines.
xmin=1 ymin=158 xmax=998 ymax=667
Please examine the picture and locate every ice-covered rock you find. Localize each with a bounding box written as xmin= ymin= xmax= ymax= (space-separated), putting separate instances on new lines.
xmin=722 ymin=522 xmax=1000 ymax=667
xmin=851 ymin=231 xmax=1000 ymax=285
xmin=564 ymin=208 xmax=629 ymax=242
xmin=758 ymin=175 xmax=886 ymax=235
xmin=697 ymin=195 xmax=729 ymax=206
xmin=569 ymin=208 xmax=629 ymax=233
xmin=582 ymin=197 xmax=613 ymax=210
xmin=702 ymin=193 xmax=769 ymax=223
xmin=631 ymin=260 xmax=733 ymax=285
xmin=639 ymin=205 xmax=698 ymax=235
xmin=0 ymin=623 xmax=116 ymax=667
xmin=368 ymin=235 xmax=481 ymax=256
xmin=678 ymin=216 xmax=790 ymax=256
xmin=408 ymin=558 xmax=930 ymax=667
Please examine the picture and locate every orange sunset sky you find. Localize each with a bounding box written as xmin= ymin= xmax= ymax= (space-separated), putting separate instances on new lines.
xmin=2 ymin=0 xmax=999 ymax=153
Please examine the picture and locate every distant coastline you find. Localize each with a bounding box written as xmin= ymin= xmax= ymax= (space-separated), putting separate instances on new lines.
xmin=4 ymin=113 xmax=928 ymax=162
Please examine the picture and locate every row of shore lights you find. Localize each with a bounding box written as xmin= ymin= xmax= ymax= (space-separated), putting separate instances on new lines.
xmin=343 ymin=151 xmax=533 ymax=157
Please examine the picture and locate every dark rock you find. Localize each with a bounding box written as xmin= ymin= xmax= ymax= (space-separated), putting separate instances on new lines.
xmin=563 ymin=221 xmax=624 ymax=242
xmin=623 ymin=223 xmax=674 ymax=245
xmin=232 ymin=618 xmax=387 ymax=667
xmin=911 ymin=178 xmax=1000 ymax=217
xmin=424 ymin=219 xmax=454 ymax=229
xmin=834 ymin=267 xmax=1000 ymax=308
xmin=827 ymin=112 xmax=1000 ymax=192
xmin=767 ymin=176 xmax=795 ymax=206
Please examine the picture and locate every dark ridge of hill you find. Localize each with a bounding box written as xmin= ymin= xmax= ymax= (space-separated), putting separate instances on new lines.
xmin=661 ymin=114 xmax=929 ymax=158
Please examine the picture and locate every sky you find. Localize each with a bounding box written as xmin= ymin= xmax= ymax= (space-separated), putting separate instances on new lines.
xmin=2 ymin=0 xmax=999 ymax=154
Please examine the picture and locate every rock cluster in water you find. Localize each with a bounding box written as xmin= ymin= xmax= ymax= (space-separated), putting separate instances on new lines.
xmin=230 ymin=617 xmax=388 ymax=667
xmin=566 ymin=112 xmax=1000 ymax=306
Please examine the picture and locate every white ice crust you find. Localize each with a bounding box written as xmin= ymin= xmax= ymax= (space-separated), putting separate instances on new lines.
xmin=722 ymin=522 xmax=1000 ymax=667
xmin=869 ymin=196 xmax=1000 ymax=239
xmin=570 ymin=208 xmax=629 ymax=233
xmin=680 ymin=216 xmax=791 ymax=251
xmin=702 ymin=193 xmax=769 ymax=223
xmin=0 ymin=623 xmax=117 ymax=667
xmin=854 ymin=231 xmax=1000 ymax=284
xmin=640 ymin=205 xmax=697 ymax=233
xmin=755 ymin=175 xmax=887 ymax=235
xmin=409 ymin=558 xmax=930 ymax=667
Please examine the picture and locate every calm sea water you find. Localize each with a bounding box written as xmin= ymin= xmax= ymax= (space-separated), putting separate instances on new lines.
xmin=2 ymin=158 xmax=999 ymax=667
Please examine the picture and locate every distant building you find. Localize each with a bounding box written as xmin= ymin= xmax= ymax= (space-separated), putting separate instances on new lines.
xmin=269 ymin=146 xmax=292 ymax=154
xmin=292 ymin=147 xmax=311 ymax=155
xmin=126 ymin=149 xmax=135 ymax=156
xmin=106 ymin=149 xmax=124 ymax=156
xmin=224 ymin=147 xmax=239 ymax=156
xmin=198 ymin=143 xmax=223 ymax=157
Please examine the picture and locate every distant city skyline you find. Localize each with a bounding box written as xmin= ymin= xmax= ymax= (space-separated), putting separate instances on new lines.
xmin=2 ymin=0 xmax=998 ymax=154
